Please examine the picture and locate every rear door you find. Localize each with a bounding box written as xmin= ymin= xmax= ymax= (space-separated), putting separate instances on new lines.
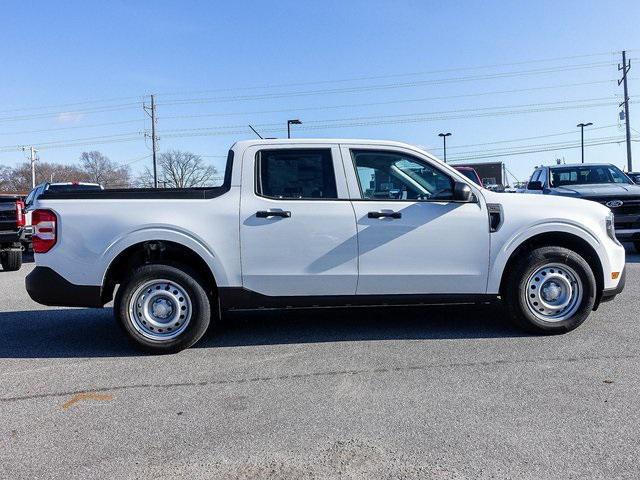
xmin=240 ymin=144 xmax=358 ymax=296
xmin=341 ymin=144 xmax=490 ymax=295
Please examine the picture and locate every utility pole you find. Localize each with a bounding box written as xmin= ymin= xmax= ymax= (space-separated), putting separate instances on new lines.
xmin=21 ymin=146 xmax=38 ymax=188
xmin=618 ymin=50 xmax=633 ymax=171
xmin=144 ymin=94 xmax=159 ymax=188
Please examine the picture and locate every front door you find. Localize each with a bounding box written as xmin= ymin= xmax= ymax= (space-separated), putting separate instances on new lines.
xmin=342 ymin=145 xmax=490 ymax=295
xmin=240 ymin=144 xmax=358 ymax=297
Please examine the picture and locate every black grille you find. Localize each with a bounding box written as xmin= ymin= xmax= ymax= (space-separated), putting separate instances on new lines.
xmin=588 ymin=197 xmax=640 ymax=215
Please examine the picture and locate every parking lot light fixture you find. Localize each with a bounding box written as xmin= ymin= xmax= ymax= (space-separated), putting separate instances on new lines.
xmin=287 ymin=119 xmax=302 ymax=138
xmin=438 ymin=132 xmax=452 ymax=163
xmin=577 ymin=122 xmax=593 ymax=163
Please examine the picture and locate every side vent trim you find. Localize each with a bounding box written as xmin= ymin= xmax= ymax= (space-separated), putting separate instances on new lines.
xmin=487 ymin=203 xmax=503 ymax=233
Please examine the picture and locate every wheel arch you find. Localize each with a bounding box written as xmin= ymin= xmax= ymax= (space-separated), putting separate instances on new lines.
xmin=101 ymin=240 xmax=218 ymax=304
xmin=497 ymin=231 xmax=604 ymax=307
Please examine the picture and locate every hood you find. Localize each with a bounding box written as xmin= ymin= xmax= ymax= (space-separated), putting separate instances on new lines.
xmin=549 ymin=183 xmax=640 ymax=198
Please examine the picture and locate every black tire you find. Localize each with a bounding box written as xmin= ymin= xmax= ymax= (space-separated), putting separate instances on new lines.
xmin=115 ymin=263 xmax=211 ymax=354
xmin=1 ymin=250 xmax=22 ymax=271
xmin=634 ymin=241 xmax=640 ymax=254
xmin=503 ymin=246 xmax=596 ymax=334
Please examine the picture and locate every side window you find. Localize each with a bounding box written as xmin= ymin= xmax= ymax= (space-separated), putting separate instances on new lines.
xmin=256 ymin=149 xmax=337 ymax=199
xmin=351 ymin=150 xmax=454 ymax=201
xmin=538 ymin=168 xmax=547 ymax=187
xmin=530 ymin=169 xmax=541 ymax=184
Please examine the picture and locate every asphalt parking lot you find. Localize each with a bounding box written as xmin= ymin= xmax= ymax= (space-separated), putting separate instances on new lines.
xmin=1 ymin=250 xmax=639 ymax=480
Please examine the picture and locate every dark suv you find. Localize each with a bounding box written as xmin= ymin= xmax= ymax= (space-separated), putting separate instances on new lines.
xmin=525 ymin=163 xmax=640 ymax=252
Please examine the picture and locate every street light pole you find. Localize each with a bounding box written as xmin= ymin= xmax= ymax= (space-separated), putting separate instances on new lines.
xmin=438 ymin=132 xmax=451 ymax=163
xmin=576 ymin=122 xmax=593 ymax=163
xmin=287 ymin=119 xmax=302 ymax=138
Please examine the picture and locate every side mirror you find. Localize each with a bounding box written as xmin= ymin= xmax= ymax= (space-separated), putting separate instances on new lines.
xmin=453 ymin=181 xmax=473 ymax=202
xmin=527 ymin=181 xmax=543 ymax=191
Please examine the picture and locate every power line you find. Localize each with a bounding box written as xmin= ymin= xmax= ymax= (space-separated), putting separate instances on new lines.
xmin=0 ymin=95 xmax=144 ymax=115
xmin=449 ymin=138 xmax=633 ymax=162
xmin=0 ymin=102 xmax=141 ymax=123
xmin=0 ymin=132 xmax=141 ymax=152
xmin=432 ymin=124 xmax=620 ymax=151
xmin=156 ymin=97 xmax=620 ymax=136
xmin=449 ymin=134 xmax=628 ymax=157
xmin=160 ymin=79 xmax=619 ymax=121
xmin=158 ymin=62 xmax=617 ymax=106
xmin=156 ymin=50 xmax=625 ymax=97
xmin=0 ymin=49 xmax=631 ymax=116
xmin=0 ymin=118 xmax=145 ymax=136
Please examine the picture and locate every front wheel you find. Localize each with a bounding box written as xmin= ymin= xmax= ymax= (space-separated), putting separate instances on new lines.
xmin=503 ymin=246 xmax=596 ymax=334
xmin=115 ymin=264 xmax=211 ymax=353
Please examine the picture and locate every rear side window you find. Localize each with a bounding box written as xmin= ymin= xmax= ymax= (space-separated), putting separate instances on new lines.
xmin=256 ymin=149 xmax=337 ymax=199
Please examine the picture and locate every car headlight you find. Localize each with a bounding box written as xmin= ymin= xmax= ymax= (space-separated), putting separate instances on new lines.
xmin=606 ymin=211 xmax=621 ymax=245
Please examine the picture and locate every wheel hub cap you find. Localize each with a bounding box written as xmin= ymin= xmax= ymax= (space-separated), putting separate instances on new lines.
xmin=128 ymin=279 xmax=192 ymax=341
xmin=541 ymin=281 xmax=562 ymax=302
xmin=151 ymin=298 xmax=173 ymax=319
xmin=524 ymin=263 xmax=582 ymax=322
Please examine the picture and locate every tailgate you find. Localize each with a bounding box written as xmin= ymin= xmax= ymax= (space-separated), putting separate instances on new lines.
xmin=0 ymin=200 xmax=18 ymax=232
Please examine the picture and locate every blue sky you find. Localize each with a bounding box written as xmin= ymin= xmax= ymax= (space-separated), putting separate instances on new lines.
xmin=0 ymin=0 xmax=639 ymax=183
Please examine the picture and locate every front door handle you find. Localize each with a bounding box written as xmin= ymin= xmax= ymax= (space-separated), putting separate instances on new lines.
xmin=368 ymin=211 xmax=402 ymax=219
xmin=256 ymin=210 xmax=291 ymax=218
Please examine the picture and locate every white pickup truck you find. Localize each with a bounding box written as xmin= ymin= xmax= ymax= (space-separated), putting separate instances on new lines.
xmin=26 ymin=139 xmax=626 ymax=353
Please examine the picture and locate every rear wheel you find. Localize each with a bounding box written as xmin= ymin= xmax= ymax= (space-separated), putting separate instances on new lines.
xmin=115 ymin=264 xmax=211 ymax=353
xmin=503 ymin=246 xmax=596 ymax=334
xmin=0 ymin=249 xmax=22 ymax=271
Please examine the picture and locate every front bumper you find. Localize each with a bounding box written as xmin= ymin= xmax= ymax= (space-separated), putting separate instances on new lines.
xmin=26 ymin=266 xmax=104 ymax=308
xmin=601 ymin=267 xmax=626 ymax=303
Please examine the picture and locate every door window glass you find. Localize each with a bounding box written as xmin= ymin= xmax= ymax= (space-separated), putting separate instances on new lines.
xmin=256 ymin=149 xmax=337 ymax=199
xmin=351 ymin=150 xmax=454 ymax=200
xmin=538 ymin=168 xmax=547 ymax=187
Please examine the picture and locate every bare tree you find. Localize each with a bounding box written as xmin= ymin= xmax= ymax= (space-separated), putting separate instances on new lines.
xmin=80 ymin=151 xmax=131 ymax=188
xmin=136 ymin=150 xmax=217 ymax=188
xmin=3 ymin=162 xmax=90 ymax=193
xmin=0 ymin=165 xmax=13 ymax=192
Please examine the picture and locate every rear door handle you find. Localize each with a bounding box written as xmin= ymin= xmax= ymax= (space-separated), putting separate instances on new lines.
xmin=256 ymin=210 xmax=291 ymax=218
xmin=368 ymin=211 xmax=402 ymax=219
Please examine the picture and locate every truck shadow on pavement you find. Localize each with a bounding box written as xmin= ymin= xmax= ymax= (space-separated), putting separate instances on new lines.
xmin=0 ymin=303 xmax=527 ymax=358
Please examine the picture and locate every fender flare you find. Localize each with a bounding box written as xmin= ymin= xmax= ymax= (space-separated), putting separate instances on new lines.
xmin=99 ymin=225 xmax=228 ymax=288
xmin=488 ymin=221 xmax=607 ymax=293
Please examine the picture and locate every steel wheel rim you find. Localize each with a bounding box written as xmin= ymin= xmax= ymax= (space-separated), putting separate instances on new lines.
xmin=128 ymin=279 xmax=192 ymax=341
xmin=524 ymin=263 xmax=582 ymax=322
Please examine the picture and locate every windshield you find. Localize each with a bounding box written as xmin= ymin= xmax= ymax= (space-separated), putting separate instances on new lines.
xmin=550 ymin=165 xmax=632 ymax=187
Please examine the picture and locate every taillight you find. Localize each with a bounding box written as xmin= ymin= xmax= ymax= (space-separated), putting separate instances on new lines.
xmin=32 ymin=209 xmax=57 ymax=253
xmin=16 ymin=200 xmax=25 ymax=227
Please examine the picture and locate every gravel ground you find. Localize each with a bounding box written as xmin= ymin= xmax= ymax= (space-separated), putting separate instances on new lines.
xmin=1 ymin=249 xmax=639 ymax=479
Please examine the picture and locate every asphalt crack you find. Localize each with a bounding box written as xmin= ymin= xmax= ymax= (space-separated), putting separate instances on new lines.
xmin=1 ymin=352 xmax=637 ymax=404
